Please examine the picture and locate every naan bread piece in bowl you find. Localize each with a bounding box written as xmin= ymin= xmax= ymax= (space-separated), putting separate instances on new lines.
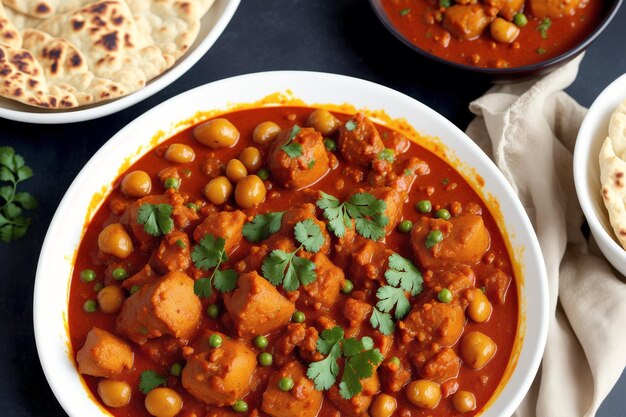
xmin=0 ymin=1 xmax=22 ymax=48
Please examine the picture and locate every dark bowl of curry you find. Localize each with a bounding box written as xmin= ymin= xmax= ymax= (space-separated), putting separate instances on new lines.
xmin=370 ymin=0 xmax=622 ymax=77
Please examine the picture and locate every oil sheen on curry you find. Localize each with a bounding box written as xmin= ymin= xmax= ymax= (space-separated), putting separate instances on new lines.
xmin=69 ymin=106 xmax=519 ymax=417
xmin=381 ymin=0 xmax=603 ymax=68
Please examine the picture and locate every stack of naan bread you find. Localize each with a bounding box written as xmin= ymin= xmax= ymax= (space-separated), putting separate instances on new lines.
xmin=600 ymin=99 xmax=626 ymax=250
xmin=0 ymin=0 xmax=215 ymax=109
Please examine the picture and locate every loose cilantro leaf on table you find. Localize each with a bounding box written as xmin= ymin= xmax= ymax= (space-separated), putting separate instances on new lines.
xmin=316 ymin=191 xmax=388 ymax=241
xmin=139 ymin=370 xmax=167 ymax=394
xmin=281 ymin=125 xmax=302 ymax=158
xmin=242 ymin=211 xmax=284 ymax=242
xmin=261 ymin=219 xmax=323 ymax=291
xmin=0 ymin=147 xmax=37 ymax=242
xmin=192 ymin=234 xmax=237 ymax=298
xmin=137 ymin=203 xmax=173 ymax=236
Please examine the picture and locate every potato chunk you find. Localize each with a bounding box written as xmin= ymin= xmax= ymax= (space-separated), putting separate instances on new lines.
xmin=443 ymin=5 xmax=496 ymax=40
xmin=338 ymin=113 xmax=385 ymax=167
xmin=76 ymin=327 xmax=133 ymax=378
xmin=192 ymin=210 xmax=246 ymax=255
xmin=529 ymin=0 xmax=583 ymax=18
xmin=262 ymin=361 xmax=322 ymax=417
xmin=400 ymin=301 xmax=465 ymax=346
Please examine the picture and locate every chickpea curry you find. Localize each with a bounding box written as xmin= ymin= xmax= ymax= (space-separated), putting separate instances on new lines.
xmin=381 ymin=0 xmax=603 ymax=68
xmin=69 ymin=106 xmax=519 ymax=417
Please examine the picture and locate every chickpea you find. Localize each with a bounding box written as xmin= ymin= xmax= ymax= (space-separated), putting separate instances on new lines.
xmin=204 ymin=176 xmax=232 ymax=205
xmin=235 ymin=175 xmax=266 ymax=209
xmin=97 ymin=285 xmax=125 ymax=314
xmin=97 ymin=379 xmax=131 ymax=408
xmin=370 ymin=393 xmax=397 ymax=417
xmin=467 ymin=289 xmax=492 ymax=323
xmin=239 ymin=147 xmax=262 ymax=173
xmin=490 ymin=17 xmax=520 ymax=44
xmin=460 ymin=331 xmax=497 ymax=369
xmin=307 ymin=109 xmax=339 ymax=135
xmin=120 ymin=171 xmax=151 ymax=198
xmin=145 ymin=387 xmax=183 ymax=417
xmin=193 ymin=118 xmax=240 ymax=149
xmin=98 ymin=223 xmax=133 ymax=259
xmin=406 ymin=379 xmax=441 ymax=409
xmin=225 ymin=159 xmax=248 ymax=183
xmin=164 ymin=143 xmax=196 ymax=164
xmin=452 ymin=390 xmax=477 ymax=413
xmin=253 ymin=121 xmax=281 ymax=144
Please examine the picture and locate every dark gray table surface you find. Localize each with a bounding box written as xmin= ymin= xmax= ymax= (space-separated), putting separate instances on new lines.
xmin=1 ymin=1 xmax=624 ymax=416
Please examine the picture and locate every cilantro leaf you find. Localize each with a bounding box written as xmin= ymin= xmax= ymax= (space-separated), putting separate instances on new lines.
xmin=262 ymin=249 xmax=291 ymax=286
xmin=339 ymin=365 xmax=362 ymax=400
xmin=294 ymin=218 xmax=324 ymax=252
xmin=385 ymin=253 xmax=423 ymax=296
xmin=191 ymin=234 xmax=238 ymax=297
xmin=537 ymin=17 xmax=551 ymax=39
xmin=316 ymin=192 xmax=388 ymax=241
xmin=137 ymin=203 xmax=174 ymax=237
xmin=213 ymin=268 xmax=238 ymax=292
xmin=307 ymin=326 xmax=344 ymax=391
xmin=139 ymin=370 xmax=167 ymax=394
xmin=242 ymin=211 xmax=284 ymax=242
xmin=193 ymin=277 xmax=213 ymax=298
xmin=378 ymin=148 xmax=395 ymax=162
xmin=345 ymin=120 xmax=357 ymax=131
xmin=0 ymin=147 xmax=37 ymax=242
xmin=370 ymin=308 xmax=395 ymax=335
xmin=317 ymin=326 xmax=344 ymax=355
xmin=281 ymin=125 xmax=303 ymax=158
xmin=339 ymin=337 xmax=384 ymax=399
xmin=376 ymin=286 xmax=411 ymax=320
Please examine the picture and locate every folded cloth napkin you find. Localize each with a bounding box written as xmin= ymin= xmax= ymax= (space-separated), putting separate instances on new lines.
xmin=466 ymin=55 xmax=626 ymax=417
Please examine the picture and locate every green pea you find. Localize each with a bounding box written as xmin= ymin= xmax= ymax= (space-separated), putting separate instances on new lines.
xmin=209 ymin=334 xmax=222 ymax=348
xmin=112 ymin=267 xmax=128 ymax=281
xmin=129 ymin=285 xmax=140 ymax=295
xmin=232 ymin=400 xmax=248 ymax=413
xmin=164 ymin=177 xmax=180 ymax=190
xmin=254 ymin=335 xmax=269 ymax=349
xmin=324 ymin=138 xmax=337 ymax=152
xmin=439 ymin=0 xmax=451 ymax=7
xmin=416 ymin=200 xmax=432 ymax=213
xmin=398 ymin=220 xmax=413 ymax=233
xmin=438 ymin=288 xmax=453 ymax=303
xmin=257 ymin=168 xmax=270 ymax=181
xmin=435 ymin=209 xmax=451 ymax=220
xmin=80 ymin=269 xmax=96 ymax=283
xmin=206 ymin=304 xmax=219 ymax=319
xmin=83 ymin=300 xmax=97 ymax=313
xmin=278 ymin=377 xmax=294 ymax=391
xmin=93 ymin=282 xmax=104 ymax=292
xmin=425 ymin=230 xmax=444 ymax=248
xmin=258 ymin=352 xmax=273 ymax=367
xmin=388 ymin=356 xmax=401 ymax=367
xmin=341 ymin=279 xmax=354 ymax=294
xmin=186 ymin=202 xmax=199 ymax=211
xmin=513 ymin=13 xmax=528 ymax=27
xmin=291 ymin=311 xmax=305 ymax=323
xmin=170 ymin=362 xmax=183 ymax=377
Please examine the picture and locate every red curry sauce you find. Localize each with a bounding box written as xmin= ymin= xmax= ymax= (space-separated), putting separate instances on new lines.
xmin=381 ymin=0 xmax=604 ymax=68
xmin=68 ymin=106 xmax=519 ymax=417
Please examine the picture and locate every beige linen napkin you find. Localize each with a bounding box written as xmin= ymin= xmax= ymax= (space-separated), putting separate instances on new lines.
xmin=466 ymin=55 xmax=626 ymax=417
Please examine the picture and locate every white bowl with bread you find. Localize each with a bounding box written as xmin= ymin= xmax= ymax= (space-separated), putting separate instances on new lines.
xmin=0 ymin=0 xmax=240 ymax=124
xmin=574 ymin=72 xmax=626 ymax=276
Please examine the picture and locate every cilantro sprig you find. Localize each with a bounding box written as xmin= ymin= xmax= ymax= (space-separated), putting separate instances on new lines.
xmin=137 ymin=203 xmax=174 ymax=236
xmin=0 ymin=147 xmax=37 ymax=242
xmin=306 ymin=326 xmax=383 ymax=399
xmin=242 ymin=211 xmax=284 ymax=242
xmin=139 ymin=370 xmax=167 ymax=394
xmin=370 ymin=254 xmax=423 ymax=335
xmin=281 ymin=125 xmax=303 ymax=158
xmin=261 ymin=219 xmax=323 ymax=291
xmin=192 ymin=234 xmax=237 ymax=298
xmin=316 ymin=191 xmax=388 ymax=241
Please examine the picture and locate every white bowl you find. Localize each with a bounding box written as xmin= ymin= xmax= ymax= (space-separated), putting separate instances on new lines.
xmin=574 ymin=73 xmax=626 ymax=276
xmin=0 ymin=0 xmax=240 ymax=124
xmin=34 ymin=71 xmax=549 ymax=416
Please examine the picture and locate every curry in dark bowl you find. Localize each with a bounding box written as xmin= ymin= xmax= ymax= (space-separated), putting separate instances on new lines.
xmin=69 ymin=105 xmax=518 ymax=417
xmin=371 ymin=0 xmax=619 ymax=72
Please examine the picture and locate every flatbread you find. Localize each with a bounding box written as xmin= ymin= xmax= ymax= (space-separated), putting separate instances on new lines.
xmin=3 ymin=4 xmax=44 ymax=31
xmin=0 ymin=2 xmax=22 ymax=48
xmin=21 ymin=28 xmax=129 ymax=105
xmin=36 ymin=0 xmax=175 ymax=92
xmin=1 ymin=0 xmax=98 ymax=18
xmin=599 ymin=99 xmax=626 ymax=249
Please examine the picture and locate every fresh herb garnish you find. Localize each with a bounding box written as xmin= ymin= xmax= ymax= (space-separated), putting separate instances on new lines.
xmin=281 ymin=125 xmax=303 ymax=158
xmin=316 ymin=192 xmax=388 ymax=241
xmin=137 ymin=203 xmax=174 ymax=236
xmin=403 ymin=168 xmax=413 ymax=177
xmin=344 ymin=120 xmax=357 ymax=131
xmin=192 ymin=234 xmax=238 ymax=297
xmin=378 ymin=148 xmax=395 ymax=162
xmin=306 ymin=326 xmax=383 ymax=399
xmin=242 ymin=211 xmax=284 ymax=242
xmin=399 ymin=8 xmax=411 ymax=16
xmin=139 ymin=370 xmax=167 ymax=394
xmin=536 ymin=48 xmax=547 ymax=55
xmin=384 ymin=254 xmax=423 ymax=296
xmin=176 ymin=239 xmax=186 ymax=249
xmin=537 ymin=18 xmax=551 ymax=39
xmin=261 ymin=219 xmax=323 ymax=291
xmin=308 ymin=159 xmax=316 ymax=169
xmin=0 ymin=147 xmax=37 ymax=242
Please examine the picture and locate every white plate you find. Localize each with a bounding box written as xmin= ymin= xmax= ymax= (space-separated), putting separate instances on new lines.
xmin=0 ymin=0 xmax=240 ymax=125
xmin=34 ymin=71 xmax=548 ymax=416
xmin=574 ymin=72 xmax=626 ymax=275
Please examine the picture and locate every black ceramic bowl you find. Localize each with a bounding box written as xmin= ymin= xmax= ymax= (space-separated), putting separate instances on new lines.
xmin=369 ymin=0 xmax=623 ymax=80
